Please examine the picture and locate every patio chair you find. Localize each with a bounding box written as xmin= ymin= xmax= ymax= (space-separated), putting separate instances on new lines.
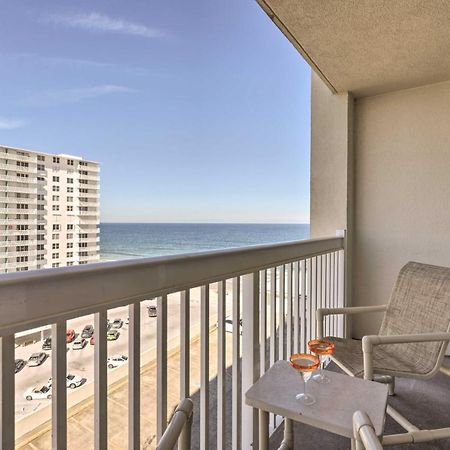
xmin=156 ymin=398 xmax=193 ymax=450
xmin=317 ymin=261 xmax=450 ymax=446
xmin=353 ymin=411 xmax=383 ymax=450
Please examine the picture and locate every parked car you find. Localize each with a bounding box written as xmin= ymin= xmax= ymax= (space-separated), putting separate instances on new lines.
xmin=107 ymin=329 xmax=120 ymax=341
xmin=147 ymin=305 xmax=157 ymax=317
xmin=24 ymin=385 xmax=52 ymax=401
xmin=111 ymin=319 xmax=123 ymax=329
xmin=107 ymin=355 xmax=128 ymax=369
xmin=224 ymin=317 xmax=243 ymax=335
xmin=47 ymin=373 xmax=86 ymax=389
xmin=27 ymin=352 xmax=48 ymax=367
xmin=66 ymin=329 xmax=75 ymax=343
xmin=42 ymin=337 xmax=51 ymax=350
xmin=15 ymin=359 xmax=26 ymax=374
xmin=81 ymin=324 xmax=94 ymax=338
xmin=72 ymin=337 xmax=87 ymax=350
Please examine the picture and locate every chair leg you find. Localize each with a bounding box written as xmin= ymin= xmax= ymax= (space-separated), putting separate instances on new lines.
xmin=373 ymin=374 xmax=395 ymax=396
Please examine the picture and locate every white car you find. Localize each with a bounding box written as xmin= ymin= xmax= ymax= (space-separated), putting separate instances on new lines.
xmin=72 ymin=337 xmax=87 ymax=350
xmin=107 ymin=355 xmax=128 ymax=369
xmin=24 ymin=385 xmax=52 ymax=401
xmin=224 ymin=317 xmax=243 ymax=334
xmin=47 ymin=373 xmax=86 ymax=389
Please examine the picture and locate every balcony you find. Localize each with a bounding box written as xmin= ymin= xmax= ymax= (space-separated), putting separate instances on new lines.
xmin=0 ymin=186 xmax=37 ymax=194
xmin=0 ymin=152 xmax=36 ymax=163
xmin=0 ymin=237 xmax=344 ymax=449
xmin=79 ymin=174 xmax=99 ymax=182
xmin=0 ymin=208 xmax=38 ymax=214
xmin=0 ymin=218 xmax=37 ymax=225
xmin=0 ymin=163 xmax=36 ymax=172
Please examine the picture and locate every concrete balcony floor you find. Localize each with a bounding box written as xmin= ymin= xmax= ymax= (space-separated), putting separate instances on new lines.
xmin=270 ymin=359 xmax=450 ymax=450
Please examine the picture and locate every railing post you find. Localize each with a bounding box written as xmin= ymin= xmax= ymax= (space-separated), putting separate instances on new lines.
xmin=242 ymin=272 xmax=260 ymax=449
xmin=336 ymin=229 xmax=347 ymax=338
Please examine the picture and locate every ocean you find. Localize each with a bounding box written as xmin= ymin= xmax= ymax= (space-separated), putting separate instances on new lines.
xmin=100 ymin=223 xmax=310 ymax=261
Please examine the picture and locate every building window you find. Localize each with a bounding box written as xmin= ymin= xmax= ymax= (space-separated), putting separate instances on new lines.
xmin=37 ymin=234 xmax=45 ymax=241
xmin=37 ymin=155 xmax=45 ymax=161
xmin=67 ymin=178 xmax=73 ymax=184
xmin=17 ymin=235 xmax=29 ymax=241
xmin=80 ymin=161 xmax=87 ymax=166
xmin=17 ymin=225 xmax=28 ymax=230
xmin=67 ymin=187 xmax=74 ymax=193
xmin=53 ymin=157 xmax=60 ymax=163
xmin=37 ymin=164 xmax=45 ymax=171
xmin=80 ymin=251 xmax=88 ymax=257
xmin=37 ymin=176 xmax=45 ymax=182
xmin=16 ymin=256 xmax=28 ymax=263
xmin=52 ymin=195 xmax=59 ymax=201
xmin=67 ymin=196 xmax=73 ymax=202
xmin=67 ymin=206 xmax=73 ymax=212
xmin=52 ymin=263 xmax=60 ymax=268
xmin=52 ymin=253 xmax=59 ymax=259
xmin=79 ymin=233 xmax=88 ymax=239
xmin=67 ymin=224 xmax=74 ymax=230
xmin=37 ymin=254 xmax=44 ymax=261
xmin=67 ymin=252 xmax=73 ymax=258
xmin=16 ymin=267 xmax=29 ymax=271
xmin=67 ymin=262 xmax=74 ymax=266
xmin=52 ymin=233 xmax=59 ymax=239
xmin=67 ymin=242 xmax=73 ymax=249
xmin=37 ymin=244 xmax=44 ymax=250
xmin=53 ymin=176 xmax=59 ymax=182
xmin=53 ymin=186 xmax=59 ymax=192
xmin=52 ymin=224 xmax=60 ymax=231
xmin=52 ymin=205 xmax=59 ymax=212
xmin=67 ymin=233 xmax=73 ymax=239
xmin=79 ymin=261 xmax=88 ymax=265
xmin=37 ymin=225 xmax=44 ymax=231
xmin=16 ymin=245 xmax=28 ymax=252
xmin=52 ymin=243 xmax=59 ymax=250
xmin=37 ymin=194 xmax=44 ymax=201
xmin=68 ymin=159 xmax=74 ymax=166
xmin=37 ymin=204 xmax=45 ymax=211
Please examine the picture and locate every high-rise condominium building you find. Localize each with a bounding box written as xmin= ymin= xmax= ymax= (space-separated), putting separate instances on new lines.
xmin=0 ymin=145 xmax=100 ymax=273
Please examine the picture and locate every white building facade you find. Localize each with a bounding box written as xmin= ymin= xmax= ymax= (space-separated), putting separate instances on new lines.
xmin=0 ymin=145 xmax=99 ymax=273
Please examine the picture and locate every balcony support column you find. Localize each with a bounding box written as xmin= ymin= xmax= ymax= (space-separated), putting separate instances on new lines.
xmin=242 ymin=272 xmax=260 ymax=449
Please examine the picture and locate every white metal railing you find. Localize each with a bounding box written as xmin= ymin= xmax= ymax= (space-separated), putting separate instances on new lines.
xmin=0 ymin=236 xmax=345 ymax=450
xmin=0 ymin=219 xmax=37 ymax=225
xmin=79 ymin=174 xmax=99 ymax=182
xmin=0 ymin=239 xmax=39 ymax=247
xmin=0 ymin=197 xmax=36 ymax=204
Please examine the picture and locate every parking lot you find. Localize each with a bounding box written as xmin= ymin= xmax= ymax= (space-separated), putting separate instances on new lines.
xmin=14 ymin=285 xmax=230 ymax=428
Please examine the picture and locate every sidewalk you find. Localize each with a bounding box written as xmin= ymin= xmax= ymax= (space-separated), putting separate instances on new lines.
xmin=17 ymin=327 xmax=234 ymax=449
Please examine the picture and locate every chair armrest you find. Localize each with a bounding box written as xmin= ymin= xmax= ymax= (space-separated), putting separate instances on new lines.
xmin=316 ymin=305 xmax=387 ymax=338
xmin=353 ymin=411 xmax=383 ymax=450
xmin=362 ymin=332 xmax=450 ymax=380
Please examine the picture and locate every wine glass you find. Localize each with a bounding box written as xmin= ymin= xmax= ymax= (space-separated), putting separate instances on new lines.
xmin=289 ymin=353 xmax=320 ymax=405
xmin=308 ymin=339 xmax=335 ymax=384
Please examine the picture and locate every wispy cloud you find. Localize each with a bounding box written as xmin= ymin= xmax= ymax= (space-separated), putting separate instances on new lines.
xmin=46 ymin=12 xmax=163 ymax=38
xmin=21 ymin=84 xmax=136 ymax=107
xmin=0 ymin=117 xmax=26 ymax=130
xmin=0 ymin=53 xmax=148 ymax=76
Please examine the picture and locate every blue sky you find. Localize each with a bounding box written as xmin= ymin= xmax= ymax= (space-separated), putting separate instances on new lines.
xmin=0 ymin=0 xmax=311 ymax=223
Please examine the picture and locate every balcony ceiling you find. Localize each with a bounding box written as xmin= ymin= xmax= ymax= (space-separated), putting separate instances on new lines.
xmin=256 ymin=0 xmax=450 ymax=97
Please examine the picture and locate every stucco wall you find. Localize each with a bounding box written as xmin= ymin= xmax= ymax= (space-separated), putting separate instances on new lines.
xmin=310 ymin=72 xmax=353 ymax=238
xmin=352 ymin=80 xmax=450 ymax=336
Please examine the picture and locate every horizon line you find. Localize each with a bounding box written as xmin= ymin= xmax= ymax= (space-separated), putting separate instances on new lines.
xmin=99 ymin=221 xmax=310 ymax=225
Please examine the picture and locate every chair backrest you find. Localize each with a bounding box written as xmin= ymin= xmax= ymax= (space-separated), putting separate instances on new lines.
xmin=156 ymin=398 xmax=193 ymax=450
xmin=379 ymin=261 xmax=450 ymax=374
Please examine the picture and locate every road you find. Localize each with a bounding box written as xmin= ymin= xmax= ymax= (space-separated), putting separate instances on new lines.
xmin=14 ymin=284 xmax=232 ymax=421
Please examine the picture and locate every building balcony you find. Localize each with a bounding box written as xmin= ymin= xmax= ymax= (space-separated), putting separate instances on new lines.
xmin=0 ymin=219 xmax=37 ymax=225
xmin=0 ymin=152 xmax=36 ymax=163
xmin=0 ymin=208 xmax=38 ymax=214
xmin=79 ymin=174 xmax=99 ymax=182
xmin=78 ymin=210 xmax=99 ymax=216
xmin=0 ymin=239 xmax=39 ymax=247
xmin=0 ymin=163 xmax=36 ymax=173
xmin=0 ymin=236 xmax=347 ymax=449
xmin=0 ymin=196 xmax=37 ymax=204
xmin=0 ymin=186 xmax=37 ymax=194
xmin=0 ymin=175 xmax=38 ymax=184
